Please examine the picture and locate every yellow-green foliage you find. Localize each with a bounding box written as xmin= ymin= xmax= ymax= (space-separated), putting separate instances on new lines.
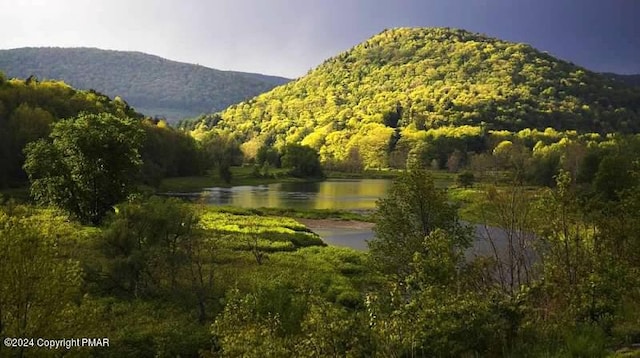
xmin=200 ymin=211 xmax=325 ymax=251
xmin=0 ymin=77 xmax=140 ymax=188
xmin=198 ymin=27 xmax=640 ymax=168
xmin=0 ymin=205 xmax=94 ymax=344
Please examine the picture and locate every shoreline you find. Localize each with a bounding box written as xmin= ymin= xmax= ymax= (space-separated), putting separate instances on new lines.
xmin=296 ymin=218 xmax=375 ymax=230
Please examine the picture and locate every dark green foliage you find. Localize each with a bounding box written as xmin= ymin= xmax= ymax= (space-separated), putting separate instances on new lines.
xmin=369 ymin=169 xmax=471 ymax=277
xmin=0 ymin=47 xmax=289 ymax=120
xmin=23 ymin=113 xmax=144 ymax=224
xmin=86 ymin=298 xmax=211 ymax=358
xmin=139 ymin=119 xmax=207 ymax=186
xmin=594 ymin=155 xmax=635 ymax=201
xmin=456 ymin=170 xmax=475 ymax=187
xmin=96 ymin=197 xmax=200 ymax=298
xmin=0 ymin=77 xmax=139 ymax=188
xmin=527 ymin=152 xmax=561 ymax=186
xmin=256 ymin=145 xmax=281 ymax=167
xmin=281 ymin=144 xmax=324 ymax=178
xmin=576 ymin=149 xmax=602 ymax=184
xmin=201 ymin=131 xmax=243 ymax=184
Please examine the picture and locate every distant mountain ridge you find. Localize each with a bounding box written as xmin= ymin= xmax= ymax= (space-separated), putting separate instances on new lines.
xmin=0 ymin=47 xmax=290 ymax=120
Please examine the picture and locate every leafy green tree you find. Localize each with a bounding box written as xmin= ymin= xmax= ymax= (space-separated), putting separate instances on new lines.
xmin=366 ymin=229 xmax=508 ymax=357
xmin=211 ymin=289 xmax=293 ymax=357
xmin=97 ymin=197 xmax=200 ymax=299
xmin=369 ymin=170 xmax=471 ymax=278
xmin=281 ymin=144 xmax=324 ymax=178
xmin=23 ymin=113 xmax=144 ymax=224
xmin=533 ymin=171 xmax=628 ymax=326
xmin=0 ymin=207 xmax=83 ymax=356
xmin=296 ymin=298 xmax=368 ymax=356
xmin=139 ymin=119 xmax=207 ymax=186
xmin=6 ymin=104 xmax=55 ymax=181
xmin=256 ymin=145 xmax=281 ymax=168
xmin=0 ymin=77 xmax=143 ymax=189
xmin=201 ymin=131 xmax=243 ymax=183
xmin=593 ymin=155 xmax=635 ymax=201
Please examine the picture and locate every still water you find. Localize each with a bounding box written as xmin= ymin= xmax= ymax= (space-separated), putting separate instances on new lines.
xmin=172 ymin=179 xmax=511 ymax=253
xmin=184 ymin=179 xmax=393 ymax=211
xmin=170 ymin=179 xmax=392 ymax=250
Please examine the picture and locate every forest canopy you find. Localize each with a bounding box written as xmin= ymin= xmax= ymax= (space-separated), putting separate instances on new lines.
xmin=0 ymin=47 xmax=290 ymax=120
xmin=192 ymin=27 xmax=640 ymax=170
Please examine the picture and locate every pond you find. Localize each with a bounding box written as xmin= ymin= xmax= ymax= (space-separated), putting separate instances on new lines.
xmin=170 ymin=178 xmax=515 ymax=255
xmin=168 ymin=179 xmax=391 ymax=249
xmin=175 ymin=179 xmax=393 ymax=211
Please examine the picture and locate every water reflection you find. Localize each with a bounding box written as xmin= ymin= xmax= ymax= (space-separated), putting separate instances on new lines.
xmin=170 ymin=179 xmax=514 ymax=255
xmin=188 ymin=179 xmax=393 ymax=211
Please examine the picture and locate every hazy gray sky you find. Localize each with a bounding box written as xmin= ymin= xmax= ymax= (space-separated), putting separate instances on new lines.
xmin=1 ymin=0 xmax=638 ymax=78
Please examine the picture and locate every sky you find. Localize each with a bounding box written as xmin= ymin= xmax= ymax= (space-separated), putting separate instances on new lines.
xmin=0 ymin=0 xmax=638 ymax=78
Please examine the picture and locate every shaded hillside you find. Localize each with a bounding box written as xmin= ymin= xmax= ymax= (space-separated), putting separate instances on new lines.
xmin=0 ymin=47 xmax=290 ymax=120
xmin=605 ymin=73 xmax=640 ymax=88
xmin=197 ymin=27 xmax=640 ymax=168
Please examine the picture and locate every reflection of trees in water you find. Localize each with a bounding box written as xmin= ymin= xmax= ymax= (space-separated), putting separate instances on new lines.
xmin=176 ymin=180 xmax=394 ymax=211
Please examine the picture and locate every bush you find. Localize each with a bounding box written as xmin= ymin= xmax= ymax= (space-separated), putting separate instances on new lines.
xmin=456 ymin=171 xmax=475 ymax=188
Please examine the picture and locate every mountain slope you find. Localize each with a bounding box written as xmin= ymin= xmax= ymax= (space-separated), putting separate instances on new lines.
xmin=605 ymin=73 xmax=640 ymax=88
xmin=0 ymin=47 xmax=290 ymax=120
xmin=197 ymin=27 xmax=640 ymax=167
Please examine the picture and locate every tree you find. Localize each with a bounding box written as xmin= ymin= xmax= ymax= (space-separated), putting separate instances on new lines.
xmin=23 ymin=113 xmax=144 ymax=224
xmin=98 ymin=197 xmax=200 ymax=298
xmin=593 ymin=155 xmax=634 ymax=201
xmin=256 ymin=145 xmax=281 ymax=168
xmin=366 ymin=229 xmax=508 ymax=357
xmin=7 ymin=104 xmax=55 ymax=181
xmin=201 ymin=131 xmax=243 ymax=184
xmin=281 ymin=144 xmax=324 ymax=178
xmin=533 ymin=171 xmax=627 ymax=326
xmin=476 ymin=185 xmax=537 ymax=296
xmin=368 ymin=170 xmax=471 ymax=278
xmin=0 ymin=206 xmax=83 ymax=356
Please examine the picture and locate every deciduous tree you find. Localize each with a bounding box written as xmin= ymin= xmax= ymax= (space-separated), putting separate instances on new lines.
xmin=23 ymin=113 xmax=144 ymax=224
xmin=369 ymin=170 xmax=471 ymax=278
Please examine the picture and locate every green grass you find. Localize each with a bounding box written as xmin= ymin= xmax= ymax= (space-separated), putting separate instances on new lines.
xmin=194 ymin=206 xmax=378 ymax=308
xmin=448 ymin=187 xmax=486 ymax=223
xmin=199 ymin=210 xmax=325 ymax=252
xmin=326 ymin=169 xmax=400 ymax=179
xmin=209 ymin=206 xmax=373 ymax=222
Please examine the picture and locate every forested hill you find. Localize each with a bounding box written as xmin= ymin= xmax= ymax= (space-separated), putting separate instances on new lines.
xmin=0 ymin=74 xmax=208 ymax=189
xmin=0 ymin=47 xmax=290 ymax=120
xmin=197 ymin=27 xmax=640 ymax=167
xmin=605 ymin=73 xmax=640 ymax=88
